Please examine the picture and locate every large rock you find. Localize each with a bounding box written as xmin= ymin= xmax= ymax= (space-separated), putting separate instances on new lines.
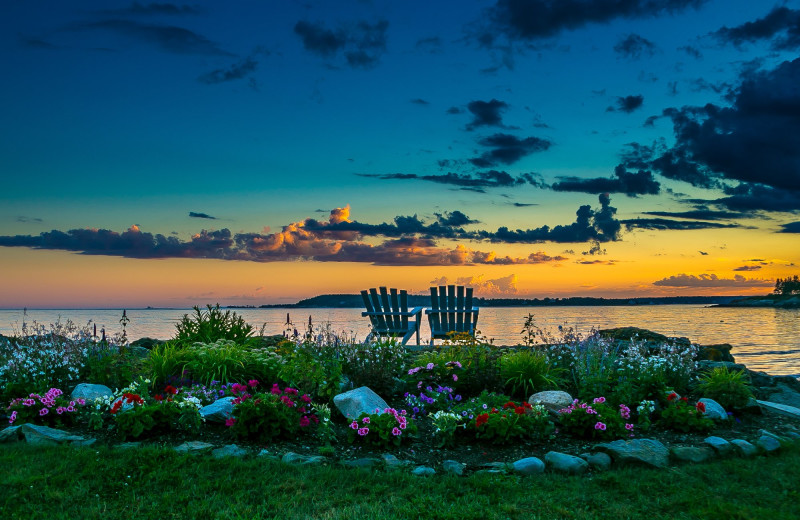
xmin=411 ymin=466 xmax=436 ymax=476
xmin=698 ymin=398 xmax=728 ymax=421
xmin=529 ymin=390 xmax=573 ymax=413
xmin=704 ymin=436 xmax=733 ymax=456
xmin=174 ymin=441 xmax=215 ymax=454
xmin=596 ymin=438 xmax=669 ymax=468
xmin=212 ymin=444 xmax=248 ymax=459
xmin=757 ymin=435 xmax=781 ymax=453
xmin=512 ymin=457 xmax=545 ymax=476
xmin=0 ymin=425 xmax=23 ymax=443
xmin=442 ymin=460 xmax=465 ymax=476
xmin=758 ymin=387 xmax=800 ymax=410
xmin=281 ymin=452 xmax=327 ymax=465
xmin=199 ymin=397 xmax=236 ymax=423
xmin=71 ymin=383 xmax=113 ymax=402
xmin=730 ymin=439 xmax=758 ymax=457
xmin=583 ymin=452 xmax=612 ymax=471
xmin=696 ymin=344 xmax=735 ymax=362
xmin=333 ymin=387 xmax=389 ymax=419
xmin=544 ymin=451 xmax=588 ymax=475
xmin=670 ymin=446 xmax=714 ymax=464
xmin=20 ymin=424 xmax=91 ymax=446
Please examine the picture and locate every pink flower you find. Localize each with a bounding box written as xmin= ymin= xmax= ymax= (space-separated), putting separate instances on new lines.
xmin=362 ymin=417 xmax=370 ymax=424
xmin=300 ymin=394 xmax=311 ymax=403
xmin=285 ymin=387 xmax=298 ymax=396
xmin=225 ymin=418 xmax=237 ymax=427
xmin=271 ymin=384 xmax=281 ymax=395
xmin=9 ymin=411 xmax=17 ymax=424
xmin=247 ymin=379 xmax=259 ymax=388
xmin=350 ymin=420 xmax=358 ymax=429
xmin=594 ymin=422 xmax=606 ymax=431
xmin=392 ymin=427 xmax=402 ymax=436
xmin=77 ymin=398 xmax=86 ymax=405
xmin=39 ymin=408 xmax=49 ymax=416
xmin=357 ymin=427 xmax=369 ymax=436
xmin=56 ymin=407 xmax=65 ymax=415
xmin=66 ymin=405 xmax=75 ymax=412
xmin=299 ymin=416 xmax=310 ymax=428
xmin=593 ymin=397 xmax=606 ymax=404
xmin=426 ymin=363 xmax=434 ymax=370
xmin=453 ymin=375 xmax=458 ymax=382
xmin=625 ymin=423 xmax=634 ymax=431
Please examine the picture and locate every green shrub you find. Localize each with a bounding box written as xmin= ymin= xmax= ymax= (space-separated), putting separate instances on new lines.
xmin=416 ymin=332 xmax=502 ymax=395
xmin=339 ymin=337 xmax=407 ymax=395
xmin=174 ymin=305 xmax=256 ymax=345
xmin=81 ymin=348 xmax=144 ymax=390
xmin=277 ymin=340 xmax=343 ymax=401
xmin=347 ymin=408 xmax=416 ymax=448
xmin=657 ymin=392 xmax=714 ymax=433
xmin=144 ymin=340 xmax=191 ymax=387
xmin=697 ymin=366 xmax=754 ymax=409
xmin=182 ymin=340 xmax=282 ymax=386
xmin=467 ymin=400 xmax=553 ymax=444
xmin=228 ymin=384 xmax=319 ymax=443
xmin=546 ymin=331 xmax=623 ymax=400
xmin=499 ymin=349 xmax=564 ymax=399
xmin=557 ymin=397 xmax=634 ymax=440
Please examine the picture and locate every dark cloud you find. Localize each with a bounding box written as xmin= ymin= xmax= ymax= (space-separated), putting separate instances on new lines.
xmin=653 ymin=58 xmax=800 ymax=195
xmin=189 ymin=212 xmax=216 ymax=220
xmin=99 ymin=2 xmax=201 ymax=16
xmin=72 ymin=19 xmax=232 ymax=55
xmin=607 ymin=94 xmax=644 ymax=113
xmin=435 ymin=210 xmax=478 ymax=227
xmin=642 ymin=208 xmax=748 ymax=220
xmin=294 ymin=19 xmax=388 ymax=69
xmin=614 ymin=33 xmax=656 ymax=59
xmin=698 ymin=183 xmax=800 ymax=212
xmin=621 ymin=217 xmax=741 ymax=231
xmin=446 ymin=106 xmax=464 ymax=114
xmin=733 ymin=265 xmax=761 ymax=271
xmin=779 ymin=221 xmax=800 ymax=233
xmin=358 ymin=170 xmax=538 ymax=191
xmin=469 ymin=133 xmax=552 ymax=167
xmin=197 ymin=57 xmax=258 ymax=84
xmin=653 ymin=273 xmax=772 ymax=288
xmin=465 ymin=99 xmax=509 ymax=130
xmin=0 ymin=208 xmax=569 ymax=267
xmin=711 ymin=6 xmax=800 ymax=50
xmin=410 ymin=98 xmax=430 ymax=105
xmin=551 ymin=164 xmax=660 ymax=196
xmin=678 ymin=45 xmax=702 ymax=59
xmin=511 ymin=202 xmax=537 ymax=207
xmin=16 ymin=216 xmax=43 ymax=223
xmin=476 ymin=194 xmax=622 ymax=243
xmin=478 ymin=0 xmax=707 ymax=44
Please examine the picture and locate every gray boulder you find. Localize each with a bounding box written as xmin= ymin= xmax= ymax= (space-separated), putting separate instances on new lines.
xmin=584 ymin=452 xmax=612 ymax=471
xmin=174 ymin=441 xmax=215 ymax=454
xmin=442 ymin=460 xmax=465 ymax=476
xmin=529 ymin=390 xmax=574 ymax=413
xmin=756 ymin=435 xmax=781 ymax=453
xmin=704 ymin=436 xmax=733 ymax=456
xmin=343 ymin=458 xmax=382 ymax=469
xmin=698 ymin=398 xmax=728 ymax=421
xmin=730 ymin=439 xmax=758 ymax=457
xmin=281 ymin=452 xmax=327 ymax=465
xmin=544 ymin=451 xmax=588 ymax=475
xmin=512 ymin=457 xmax=545 ymax=476
xmin=411 ymin=466 xmax=436 ymax=476
xmin=21 ymin=424 xmax=91 ymax=446
xmin=0 ymin=425 xmax=23 ymax=443
xmin=333 ymin=386 xmax=389 ymax=419
xmin=71 ymin=383 xmax=113 ymax=402
xmin=199 ymin=397 xmax=236 ymax=423
xmin=383 ymin=454 xmax=410 ymax=471
xmin=670 ymin=446 xmax=714 ymax=464
xmin=596 ymin=438 xmax=669 ymax=468
xmin=212 ymin=444 xmax=248 ymax=459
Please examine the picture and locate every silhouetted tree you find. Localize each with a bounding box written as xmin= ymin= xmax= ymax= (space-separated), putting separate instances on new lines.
xmin=774 ymin=275 xmax=800 ymax=295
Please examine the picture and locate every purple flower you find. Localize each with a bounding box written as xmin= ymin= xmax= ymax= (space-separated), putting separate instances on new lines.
xmin=594 ymin=422 xmax=606 ymax=431
xmin=391 ymin=427 xmax=401 ymax=436
xmin=350 ymin=420 xmax=358 ymax=429
xmin=39 ymin=408 xmax=49 ymax=416
xmin=357 ymin=427 xmax=369 ymax=436
xmin=426 ymin=363 xmax=434 ymax=370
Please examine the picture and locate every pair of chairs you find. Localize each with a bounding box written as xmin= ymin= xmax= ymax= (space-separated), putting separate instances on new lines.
xmin=360 ymin=285 xmax=479 ymax=347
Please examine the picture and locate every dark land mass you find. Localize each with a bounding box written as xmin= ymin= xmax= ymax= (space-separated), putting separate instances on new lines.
xmin=232 ymin=294 xmax=746 ymax=309
xmin=715 ymin=294 xmax=800 ymax=309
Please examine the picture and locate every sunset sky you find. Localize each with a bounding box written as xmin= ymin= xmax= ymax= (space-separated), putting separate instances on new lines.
xmin=1 ymin=1 xmax=799 ymax=308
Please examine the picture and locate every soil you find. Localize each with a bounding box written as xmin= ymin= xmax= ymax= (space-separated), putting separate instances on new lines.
xmin=62 ymin=397 xmax=800 ymax=474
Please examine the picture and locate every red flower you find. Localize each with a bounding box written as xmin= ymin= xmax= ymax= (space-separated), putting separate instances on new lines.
xmin=514 ymin=406 xmax=525 ymax=415
xmin=667 ymin=392 xmax=678 ymax=402
xmin=680 ymin=397 xmax=688 ymax=403
xmin=153 ymin=394 xmax=163 ymax=402
xmin=475 ymin=413 xmax=489 ymax=428
xmin=523 ymin=401 xmax=532 ymax=409
xmin=696 ymin=402 xmax=706 ymax=413
xmin=503 ymin=401 xmax=516 ymax=410
xmin=110 ymin=400 xmax=122 ymax=414
xmin=491 ymin=407 xmax=498 ymax=414
xmin=164 ymin=385 xmax=178 ymax=395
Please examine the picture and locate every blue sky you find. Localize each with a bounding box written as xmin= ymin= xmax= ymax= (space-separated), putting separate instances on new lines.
xmin=1 ymin=1 xmax=799 ymax=307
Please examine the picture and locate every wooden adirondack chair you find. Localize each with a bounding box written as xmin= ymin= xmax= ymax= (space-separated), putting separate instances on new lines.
xmin=360 ymin=287 xmax=423 ymax=346
xmin=425 ymin=285 xmax=480 ymax=345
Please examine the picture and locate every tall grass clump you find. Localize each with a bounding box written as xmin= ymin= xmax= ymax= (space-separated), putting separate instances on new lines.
xmin=414 ymin=332 xmax=502 ymax=395
xmin=174 ymin=304 xmax=257 ymax=346
xmin=697 ymin=366 xmax=754 ymax=409
xmin=499 ymin=349 xmax=564 ymax=399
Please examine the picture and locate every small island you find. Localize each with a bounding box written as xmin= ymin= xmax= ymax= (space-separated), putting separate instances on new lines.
xmin=716 ymin=276 xmax=800 ymax=309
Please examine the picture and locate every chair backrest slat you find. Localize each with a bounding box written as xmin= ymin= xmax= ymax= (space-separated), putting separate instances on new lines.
xmin=399 ymin=290 xmax=409 ymax=330
xmin=456 ymin=285 xmax=464 ymax=332
xmin=389 ymin=288 xmax=401 ymax=329
xmin=429 ymin=286 xmax=442 ymax=334
xmin=369 ymin=288 xmax=388 ymax=331
xmin=427 ymin=285 xmax=479 ymax=339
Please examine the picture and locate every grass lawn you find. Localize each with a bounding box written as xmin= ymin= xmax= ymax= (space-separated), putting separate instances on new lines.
xmin=2 ymin=443 xmax=799 ymax=520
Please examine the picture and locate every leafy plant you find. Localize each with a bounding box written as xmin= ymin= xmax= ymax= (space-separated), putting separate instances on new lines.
xmin=403 ymin=384 xmax=463 ymax=418
xmin=658 ymin=392 xmax=714 ymax=433
xmin=499 ymin=349 xmax=564 ymax=399
xmin=416 ymin=332 xmax=502 ymax=395
xmin=546 ymin=330 xmax=624 ymax=400
xmin=227 ymin=383 xmax=319 ymax=443
xmin=174 ymin=305 xmax=255 ymax=345
xmin=697 ymin=366 xmax=754 ymax=410
xmin=557 ymin=397 xmax=634 ymax=441
xmin=338 ymin=337 xmax=407 ymax=395
xmin=430 ymin=411 xmax=463 ymax=448
xmin=347 ymin=408 xmax=416 ymax=448
xmin=468 ymin=400 xmax=553 ymax=444
xmin=182 ymin=340 xmax=283 ymax=387
xmin=6 ymin=388 xmax=88 ymax=428
xmin=277 ymin=338 xmax=343 ymax=401
xmin=144 ymin=340 xmax=191 ymax=388
xmin=81 ymin=347 xmax=144 ymax=391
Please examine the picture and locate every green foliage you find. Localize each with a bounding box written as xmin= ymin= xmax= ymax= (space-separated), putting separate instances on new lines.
xmin=347 ymin=408 xmax=416 ymax=448
xmin=6 ymin=388 xmax=87 ymax=429
xmin=430 ymin=411 xmax=462 ymax=448
xmin=81 ymin=347 xmax=144 ymax=390
xmin=143 ymin=340 xmax=191 ymax=387
xmin=499 ymin=349 xmax=564 ymax=399
xmin=557 ymin=397 xmax=633 ymax=440
xmin=228 ymin=386 xmax=318 ymax=443
xmin=697 ymin=366 xmax=754 ymax=409
xmin=277 ymin=340 xmax=343 ymax=401
xmin=468 ymin=400 xmax=553 ymax=444
xmin=774 ymin=275 xmax=800 ymax=295
xmin=174 ymin=304 xmax=255 ymax=345
xmin=338 ymin=337 xmax=407 ymax=395
xmin=113 ymin=400 xmax=202 ymax=440
xmin=658 ymin=393 xmax=714 ymax=433
xmin=416 ymin=332 xmax=502 ymax=395
xmin=182 ymin=340 xmax=283 ymax=387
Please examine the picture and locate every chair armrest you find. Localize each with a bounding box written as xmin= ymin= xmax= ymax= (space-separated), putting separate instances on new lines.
xmin=425 ymin=307 xmax=479 ymax=314
xmin=363 ymin=310 xmax=424 ymax=317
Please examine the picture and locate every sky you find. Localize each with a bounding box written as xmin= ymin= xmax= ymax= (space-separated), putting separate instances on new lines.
xmin=1 ymin=0 xmax=799 ymax=308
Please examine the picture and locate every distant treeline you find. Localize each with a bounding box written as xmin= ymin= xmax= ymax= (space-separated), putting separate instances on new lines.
xmin=226 ymin=294 xmax=745 ymax=309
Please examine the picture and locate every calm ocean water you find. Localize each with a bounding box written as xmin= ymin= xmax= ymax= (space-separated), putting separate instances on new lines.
xmin=1 ymin=305 xmax=798 ymax=377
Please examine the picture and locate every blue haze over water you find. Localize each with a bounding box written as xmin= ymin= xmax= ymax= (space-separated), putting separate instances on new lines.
xmin=1 ymin=305 xmax=798 ymax=378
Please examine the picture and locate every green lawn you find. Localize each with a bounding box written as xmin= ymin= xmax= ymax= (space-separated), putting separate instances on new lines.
xmin=2 ymin=443 xmax=799 ymax=520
